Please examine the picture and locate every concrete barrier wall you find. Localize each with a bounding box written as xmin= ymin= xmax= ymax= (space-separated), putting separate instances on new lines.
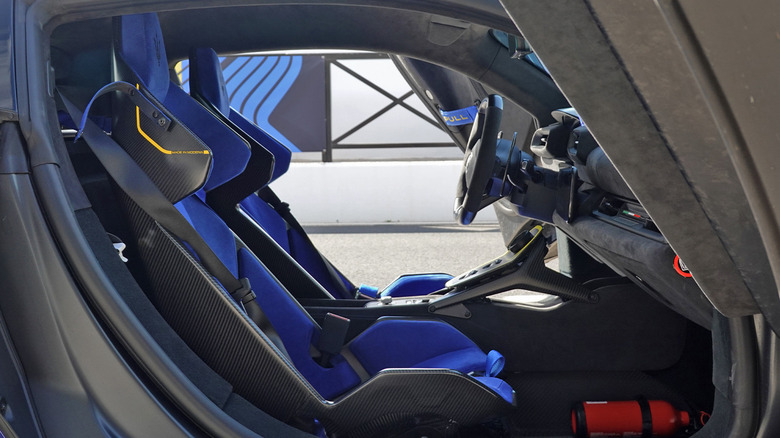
xmin=271 ymin=161 xmax=498 ymax=224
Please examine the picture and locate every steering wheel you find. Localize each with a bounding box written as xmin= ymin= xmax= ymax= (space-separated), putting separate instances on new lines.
xmin=454 ymin=95 xmax=503 ymax=225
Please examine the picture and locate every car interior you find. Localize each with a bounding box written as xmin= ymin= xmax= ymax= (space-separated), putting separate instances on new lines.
xmin=44 ymin=6 xmax=724 ymax=438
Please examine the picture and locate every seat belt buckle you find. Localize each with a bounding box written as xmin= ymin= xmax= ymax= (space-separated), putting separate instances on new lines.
xmin=317 ymin=313 xmax=350 ymax=367
xmin=231 ymin=277 xmax=256 ymax=312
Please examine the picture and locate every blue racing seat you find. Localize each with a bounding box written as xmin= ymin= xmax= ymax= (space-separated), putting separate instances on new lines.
xmin=80 ymin=12 xmax=514 ymax=435
xmin=188 ymin=47 xmax=454 ymax=299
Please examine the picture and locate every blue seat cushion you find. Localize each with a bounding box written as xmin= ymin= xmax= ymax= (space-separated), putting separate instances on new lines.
xmin=240 ymin=195 xmax=291 ymax=252
xmin=380 ymin=273 xmax=453 ymax=298
xmin=287 ymin=227 xmax=354 ymax=298
xmin=237 ymin=248 xmax=360 ymax=399
xmin=240 ymin=195 xmax=354 ymax=298
xmin=349 ymin=319 xmax=487 ymax=375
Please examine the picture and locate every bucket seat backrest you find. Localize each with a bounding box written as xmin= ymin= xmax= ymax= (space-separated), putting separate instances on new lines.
xmin=188 ymin=47 xmax=453 ymax=299
xmin=112 ymin=13 xmax=366 ymax=399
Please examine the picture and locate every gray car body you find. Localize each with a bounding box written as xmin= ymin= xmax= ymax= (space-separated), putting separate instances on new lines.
xmin=0 ymin=1 xmax=778 ymax=437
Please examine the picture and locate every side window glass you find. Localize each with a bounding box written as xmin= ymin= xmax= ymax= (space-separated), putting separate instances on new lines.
xmin=175 ymin=52 xmax=460 ymax=162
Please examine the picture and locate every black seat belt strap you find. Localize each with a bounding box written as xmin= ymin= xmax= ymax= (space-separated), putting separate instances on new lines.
xmin=257 ymin=187 xmax=356 ymax=299
xmin=59 ymin=91 xmax=288 ymax=356
xmin=317 ymin=313 xmax=350 ymax=367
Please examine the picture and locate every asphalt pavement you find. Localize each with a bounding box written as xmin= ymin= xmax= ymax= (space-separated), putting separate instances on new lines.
xmin=306 ymin=223 xmax=507 ymax=289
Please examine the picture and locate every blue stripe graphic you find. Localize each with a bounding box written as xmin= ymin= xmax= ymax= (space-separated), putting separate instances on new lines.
xmin=222 ymin=56 xmax=250 ymax=83
xmin=227 ymin=57 xmax=265 ymax=101
xmin=253 ymin=56 xmax=302 ymax=152
xmin=235 ymin=56 xmax=279 ymax=114
xmin=177 ymin=55 xmax=303 ymax=152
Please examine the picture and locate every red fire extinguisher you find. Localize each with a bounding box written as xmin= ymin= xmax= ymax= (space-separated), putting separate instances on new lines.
xmin=572 ymin=398 xmax=691 ymax=437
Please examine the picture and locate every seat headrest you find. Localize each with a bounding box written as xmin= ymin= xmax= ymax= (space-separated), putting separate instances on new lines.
xmin=114 ymin=13 xmax=169 ymax=99
xmin=112 ymin=14 xmax=251 ymax=196
xmin=189 ymin=48 xmax=292 ymax=184
xmin=189 ymin=48 xmax=231 ymax=116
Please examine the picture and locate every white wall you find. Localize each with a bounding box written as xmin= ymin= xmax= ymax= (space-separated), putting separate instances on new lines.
xmin=271 ymin=161 xmax=498 ymax=224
